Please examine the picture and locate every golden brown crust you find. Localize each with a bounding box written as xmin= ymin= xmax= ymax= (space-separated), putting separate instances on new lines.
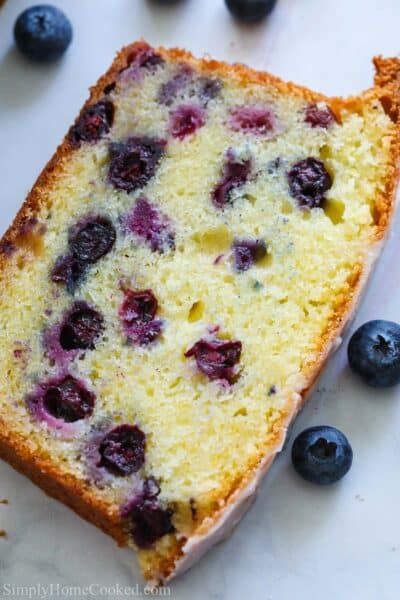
xmin=0 ymin=41 xmax=399 ymax=583
xmin=0 ymin=420 xmax=127 ymax=545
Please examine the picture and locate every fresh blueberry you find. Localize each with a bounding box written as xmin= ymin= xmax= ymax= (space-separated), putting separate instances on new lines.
xmin=14 ymin=5 xmax=72 ymax=62
xmin=225 ymin=0 xmax=278 ymax=23
xmin=348 ymin=320 xmax=400 ymax=387
xmin=291 ymin=426 xmax=353 ymax=485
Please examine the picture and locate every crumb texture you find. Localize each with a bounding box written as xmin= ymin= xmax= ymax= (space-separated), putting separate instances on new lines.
xmin=0 ymin=42 xmax=397 ymax=580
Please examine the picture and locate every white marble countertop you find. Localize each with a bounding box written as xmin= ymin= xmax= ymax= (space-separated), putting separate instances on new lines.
xmin=1 ymin=1 xmax=400 ymax=598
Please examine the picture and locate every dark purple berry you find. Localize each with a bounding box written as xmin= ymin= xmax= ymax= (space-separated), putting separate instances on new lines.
xmin=122 ymin=494 xmax=174 ymax=549
xmin=120 ymin=290 xmax=158 ymax=325
xmin=169 ymin=104 xmax=206 ymax=140
xmin=132 ymin=47 xmax=164 ymax=71
xmin=59 ymin=304 xmax=104 ymax=350
xmin=126 ymin=197 xmax=175 ymax=253
xmin=108 ymin=137 xmax=166 ymax=193
xmin=229 ymin=105 xmax=277 ymax=135
xmin=225 ymin=0 xmax=277 ymax=23
xmin=120 ymin=289 xmax=163 ymax=346
xmin=51 ymin=217 xmax=116 ymax=292
xmin=122 ymin=46 xmax=164 ymax=79
xmin=185 ymin=338 xmax=242 ymax=383
xmin=287 ymin=157 xmax=332 ymax=209
xmin=14 ymin=4 xmax=72 ymax=62
xmin=69 ymin=217 xmax=116 ymax=263
xmin=292 ymin=426 xmax=353 ymax=485
xmin=304 ymin=103 xmax=337 ymax=129
xmin=98 ymin=424 xmax=146 ymax=476
xmin=348 ymin=320 xmax=400 ymax=387
xmin=158 ymin=64 xmax=193 ymax=105
xmin=42 ymin=375 xmax=95 ymax=422
xmin=51 ymin=254 xmax=87 ymax=293
xmin=212 ymin=152 xmax=252 ymax=209
xmin=232 ymin=239 xmax=267 ymax=271
xmin=198 ymin=77 xmax=222 ymax=103
xmin=69 ymin=101 xmax=114 ymax=146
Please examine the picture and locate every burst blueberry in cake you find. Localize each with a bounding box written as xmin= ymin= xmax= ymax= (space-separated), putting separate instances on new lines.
xmin=0 ymin=42 xmax=399 ymax=584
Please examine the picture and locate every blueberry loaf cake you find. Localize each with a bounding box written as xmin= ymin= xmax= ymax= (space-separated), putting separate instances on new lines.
xmin=0 ymin=42 xmax=399 ymax=584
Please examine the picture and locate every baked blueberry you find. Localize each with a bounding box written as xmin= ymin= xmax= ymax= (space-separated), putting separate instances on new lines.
xmin=69 ymin=101 xmax=114 ymax=146
xmin=14 ymin=5 xmax=72 ymax=62
xmin=232 ymin=239 xmax=267 ymax=271
xmin=185 ymin=338 xmax=242 ymax=383
xmin=98 ymin=424 xmax=146 ymax=476
xmin=121 ymin=46 xmax=164 ymax=80
xmin=51 ymin=254 xmax=87 ymax=293
xmin=291 ymin=426 xmax=353 ymax=485
xmin=108 ymin=137 xmax=166 ymax=193
xmin=59 ymin=304 xmax=104 ymax=351
xmin=119 ymin=289 xmax=164 ymax=346
xmin=125 ymin=197 xmax=175 ymax=253
xmin=225 ymin=0 xmax=278 ymax=23
xmin=158 ymin=64 xmax=193 ymax=105
xmin=120 ymin=290 xmax=158 ymax=326
xmin=212 ymin=151 xmax=252 ymax=209
xmin=51 ymin=217 xmax=116 ymax=292
xmin=305 ymin=103 xmax=337 ymax=129
xmin=198 ymin=77 xmax=222 ymax=104
xmin=69 ymin=217 xmax=116 ymax=264
xmin=348 ymin=320 xmax=400 ymax=387
xmin=122 ymin=493 xmax=174 ymax=549
xmin=229 ymin=105 xmax=277 ymax=135
xmin=42 ymin=375 xmax=95 ymax=422
xmin=287 ymin=157 xmax=332 ymax=209
xmin=169 ymin=104 xmax=206 ymax=140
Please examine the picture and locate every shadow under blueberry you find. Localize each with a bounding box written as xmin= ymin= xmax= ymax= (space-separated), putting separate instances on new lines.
xmin=0 ymin=46 xmax=61 ymax=111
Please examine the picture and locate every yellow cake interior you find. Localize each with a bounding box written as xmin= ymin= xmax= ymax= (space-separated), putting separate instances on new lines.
xmin=0 ymin=47 xmax=396 ymax=574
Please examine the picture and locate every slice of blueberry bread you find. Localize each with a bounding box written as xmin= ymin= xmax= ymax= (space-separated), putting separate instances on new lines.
xmin=0 ymin=42 xmax=399 ymax=584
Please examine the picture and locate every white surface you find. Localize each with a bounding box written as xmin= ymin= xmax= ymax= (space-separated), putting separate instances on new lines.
xmin=1 ymin=1 xmax=400 ymax=598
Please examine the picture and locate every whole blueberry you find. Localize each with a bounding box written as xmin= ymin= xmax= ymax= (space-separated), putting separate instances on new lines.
xmin=225 ymin=0 xmax=278 ymax=23
xmin=14 ymin=5 xmax=72 ymax=62
xmin=291 ymin=426 xmax=353 ymax=485
xmin=348 ymin=320 xmax=400 ymax=387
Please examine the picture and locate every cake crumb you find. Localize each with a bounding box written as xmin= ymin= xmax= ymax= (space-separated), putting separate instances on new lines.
xmin=0 ymin=530 xmax=7 ymax=538
xmin=0 ymin=499 xmax=9 ymax=505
